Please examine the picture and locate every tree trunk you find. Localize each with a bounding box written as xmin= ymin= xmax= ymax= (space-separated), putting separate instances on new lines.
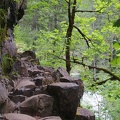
xmin=0 ymin=0 xmax=26 ymax=74
xmin=65 ymin=0 xmax=76 ymax=74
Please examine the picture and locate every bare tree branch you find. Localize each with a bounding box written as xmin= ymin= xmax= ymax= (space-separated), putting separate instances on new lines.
xmin=75 ymin=7 xmax=105 ymax=13
xmin=91 ymin=78 xmax=110 ymax=87
xmin=52 ymin=53 xmax=120 ymax=86
xmin=75 ymin=10 xmax=101 ymax=13
xmin=64 ymin=0 xmax=69 ymax=3
xmin=53 ymin=54 xmax=120 ymax=82
xmin=72 ymin=59 xmax=120 ymax=81
xmin=73 ymin=25 xmax=92 ymax=47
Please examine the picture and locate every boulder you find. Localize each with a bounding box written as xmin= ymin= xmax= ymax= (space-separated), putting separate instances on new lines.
xmin=15 ymin=79 xmax=35 ymax=90
xmin=70 ymin=79 xmax=84 ymax=106
xmin=33 ymin=76 xmax=43 ymax=86
xmin=28 ymin=66 xmax=41 ymax=77
xmin=75 ymin=107 xmax=95 ymax=120
xmin=57 ymin=67 xmax=84 ymax=106
xmin=3 ymin=113 xmax=36 ymax=120
xmin=47 ymin=82 xmax=79 ymax=120
xmin=0 ymin=99 xmax=15 ymax=113
xmin=0 ymin=83 xmax=8 ymax=104
xmin=9 ymin=95 xmax=26 ymax=103
xmin=37 ymin=66 xmax=59 ymax=82
xmin=21 ymin=50 xmax=36 ymax=59
xmin=39 ymin=116 xmax=62 ymax=120
xmin=19 ymin=94 xmax=54 ymax=117
xmin=12 ymin=59 xmax=29 ymax=77
xmin=57 ymin=67 xmax=72 ymax=81
xmin=33 ymin=74 xmax=55 ymax=86
xmin=0 ymin=82 xmax=15 ymax=114
xmin=11 ymin=78 xmax=36 ymax=97
xmin=37 ymin=66 xmax=54 ymax=73
xmin=42 ymin=75 xmax=55 ymax=85
xmin=33 ymin=86 xmax=48 ymax=95
xmin=0 ymin=115 xmax=4 ymax=120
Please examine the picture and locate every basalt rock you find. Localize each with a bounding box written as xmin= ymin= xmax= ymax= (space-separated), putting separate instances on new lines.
xmin=57 ymin=67 xmax=84 ymax=105
xmin=33 ymin=76 xmax=43 ymax=86
xmin=3 ymin=113 xmax=36 ymax=120
xmin=9 ymin=95 xmax=26 ymax=104
xmin=33 ymin=86 xmax=48 ymax=95
xmin=57 ymin=67 xmax=72 ymax=81
xmin=47 ymin=82 xmax=79 ymax=120
xmin=15 ymin=78 xmax=35 ymax=90
xmin=39 ymin=116 xmax=62 ymax=120
xmin=21 ymin=50 xmax=36 ymax=60
xmin=19 ymin=94 xmax=54 ymax=117
xmin=0 ymin=83 xmax=8 ymax=105
xmin=75 ymin=107 xmax=95 ymax=120
xmin=28 ymin=66 xmax=42 ymax=77
xmin=12 ymin=59 xmax=29 ymax=77
xmin=10 ymin=77 xmax=36 ymax=97
xmin=0 ymin=82 xmax=16 ymax=114
xmin=0 ymin=50 xmax=93 ymax=120
xmin=0 ymin=99 xmax=15 ymax=113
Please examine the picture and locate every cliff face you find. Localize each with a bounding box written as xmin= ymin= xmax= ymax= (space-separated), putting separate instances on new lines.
xmin=0 ymin=0 xmax=27 ymax=75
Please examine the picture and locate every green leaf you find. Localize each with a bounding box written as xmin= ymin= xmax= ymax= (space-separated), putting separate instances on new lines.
xmin=113 ymin=19 xmax=120 ymax=27
xmin=111 ymin=56 xmax=120 ymax=66
xmin=113 ymin=43 xmax=120 ymax=50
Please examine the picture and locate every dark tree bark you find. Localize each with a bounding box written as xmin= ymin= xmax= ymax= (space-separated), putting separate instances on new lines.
xmin=65 ymin=0 xmax=76 ymax=74
xmin=0 ymin=0 xmax=27 ymax=74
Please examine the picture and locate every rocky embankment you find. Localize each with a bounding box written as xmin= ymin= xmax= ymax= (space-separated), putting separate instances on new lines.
xmin=0 ymin=51 xmax=95 ymax=120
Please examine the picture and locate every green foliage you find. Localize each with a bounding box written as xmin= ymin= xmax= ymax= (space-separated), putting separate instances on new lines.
xmin=111 ymin=56 xmax=120 ymax=66
xmin=113 ymin=19 xmax=120 ymax=27
xmin=2 ymin=54 xmax=14 ymax=75
xmin=100 ymin=81 xmax=120 ymax=120
xmin=0 ymin=9 xmax=7 ymax=43
xmin=14 ymin=0 xmax=21 ymax=2
xmin=14 ymin=0 xmax=120 ymax=119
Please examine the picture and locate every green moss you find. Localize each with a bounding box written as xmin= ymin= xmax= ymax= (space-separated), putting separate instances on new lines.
xmin=0 ymin=9 xmax=7 ymax=44
xmin=2 ymin=54 xmax=14 ymax=75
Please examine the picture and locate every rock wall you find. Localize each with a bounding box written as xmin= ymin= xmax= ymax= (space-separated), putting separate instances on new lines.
xmin=0 ymin=51 xmax=95 ymax=120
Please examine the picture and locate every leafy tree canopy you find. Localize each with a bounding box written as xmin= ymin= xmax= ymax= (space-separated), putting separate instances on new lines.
xmin=14 ymin=0 xmax=120 ymax=119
